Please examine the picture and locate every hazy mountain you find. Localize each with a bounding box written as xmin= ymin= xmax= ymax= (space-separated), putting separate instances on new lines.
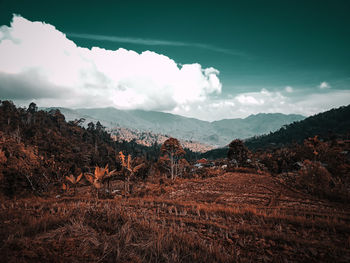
xmin=42 ymin=107 xmax=215 ymax=151
xmin=41 ymin=107 xmax=102 ymax=126
xmin=46 ymin=107 xmax=304 ymax=147
xmin=202 ymin=104 xmax=350 ymax=159
xmin=211 ymin=113 xmax=305 ymax=142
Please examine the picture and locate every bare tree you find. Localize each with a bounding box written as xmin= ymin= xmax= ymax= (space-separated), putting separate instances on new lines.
xmin=160 ymin=138 xmax=186 ymax=180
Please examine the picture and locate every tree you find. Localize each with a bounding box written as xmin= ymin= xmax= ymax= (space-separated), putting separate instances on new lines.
xmin=119 ymin=151 xmax=145 ymax=194
xmin=227 ymin=139 xmax=251 ymax=167
xmin=95 ymin=121 xmax=105 ymax=135
xmin=160 ymin=138 xmax=186 ymax=180
xmin=27 ymin=102 xmax=38 ymax=114
xmin=72 ymin=118 xmax=86 ymax=126
xmin=87 ymin=122 xmax=95 ymax=131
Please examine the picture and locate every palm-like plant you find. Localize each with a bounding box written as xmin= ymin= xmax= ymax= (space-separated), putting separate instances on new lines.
xmin=65 ymin=173 xmax=83 ymax=194
xmin=119 ymin=151 xmax=145 ymax=194
xmin=84 ymin=164 xmax=118 ymax=197
xmin=104 ymin=165 xmax=118 ymax=192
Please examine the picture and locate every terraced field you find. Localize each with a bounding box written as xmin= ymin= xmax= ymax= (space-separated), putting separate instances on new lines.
xmin=1 ymin=172 xmax=350 ymax=262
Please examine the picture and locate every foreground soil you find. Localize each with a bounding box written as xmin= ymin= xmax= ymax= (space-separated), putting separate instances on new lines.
xmin=1 ymin=172 xmax=350 ymax=262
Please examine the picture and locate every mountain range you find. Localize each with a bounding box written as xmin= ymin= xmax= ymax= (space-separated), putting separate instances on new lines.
xmin=245 ymin=104 xmax=350 ymax=149
xmin=43 ymin=107 xmax=304 ymax=147
xmin=202 ymin=104 xmax=350 ymax=159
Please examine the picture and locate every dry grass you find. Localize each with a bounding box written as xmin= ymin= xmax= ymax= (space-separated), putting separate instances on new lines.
xmin=1 ymin=172 xmax=350 ymax=262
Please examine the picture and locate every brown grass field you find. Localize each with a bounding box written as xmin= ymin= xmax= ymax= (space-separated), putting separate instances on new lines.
xmin=1 ymin=172 xmax=350 ymax=262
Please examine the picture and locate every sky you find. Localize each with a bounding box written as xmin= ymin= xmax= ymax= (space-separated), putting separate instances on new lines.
xmin=0 ymin=0 xmax=349 ymax=121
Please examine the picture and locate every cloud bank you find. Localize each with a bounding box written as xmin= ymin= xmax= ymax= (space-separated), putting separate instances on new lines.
xmin=173 ymin=88 xmax=350 ymax=121
xmin=0 ymin=15 xmax=221 ymax=111
xmin=0 ymin=15 xmax=349 ymax=121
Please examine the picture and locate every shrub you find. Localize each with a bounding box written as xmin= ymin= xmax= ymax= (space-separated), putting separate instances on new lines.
xmin=227 ymin=139 xmax=251 ymax=167
xmin=297 ymin=160 xmax=332 ymax=197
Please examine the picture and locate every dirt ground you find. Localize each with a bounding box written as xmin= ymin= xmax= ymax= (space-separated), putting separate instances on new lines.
xmin=1 ymin=172 xmax=350 ymax=262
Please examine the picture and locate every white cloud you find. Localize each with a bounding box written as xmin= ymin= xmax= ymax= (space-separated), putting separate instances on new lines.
xmin=172 ymin=89 xmax=289 ymax=120
xmin=1 ymin=15 xmax=349 ymax=122
xmin=319 ymin=81 xmax=330 ymax=89
xmin=236 ymin=94 xmax=264 ymax=105
xmin=0 ymin=15 xmax=222 ymax=111
xmin=285 ymin=86 xmax=293 ymax=93
xmin=171 ymin=89 xmax=350 ymax=121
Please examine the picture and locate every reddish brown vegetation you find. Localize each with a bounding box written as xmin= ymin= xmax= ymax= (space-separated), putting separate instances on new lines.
xmin=1 ymin=173 xmax=350 ymax=262
xmin=228 ymin=139 xmax=251 ymax=167
xmin=255 ymin=136 xmax=350 ymax=201
xmin=1 ymin=101 xmax=350 ymax=262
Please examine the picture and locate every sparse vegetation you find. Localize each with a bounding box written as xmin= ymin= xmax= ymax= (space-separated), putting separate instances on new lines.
xmin=0 ymin=101 xmax=349 ymax=262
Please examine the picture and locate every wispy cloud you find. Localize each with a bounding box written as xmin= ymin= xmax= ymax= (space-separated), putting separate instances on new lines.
xmin=66 ymin=32 xmax=247 ymax=57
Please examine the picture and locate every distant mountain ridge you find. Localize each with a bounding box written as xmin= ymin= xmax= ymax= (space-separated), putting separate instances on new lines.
xmin=202 ymin=104 xmax=350 ymax=159
xmin=245 ymin=104 xmax=350 ymax=150
xmin=43 ymin=107 xmax=304 ymax=147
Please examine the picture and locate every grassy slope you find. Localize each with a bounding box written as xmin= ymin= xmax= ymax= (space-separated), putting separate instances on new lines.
xmin=1 ymin=172 xmax=349 ymax=262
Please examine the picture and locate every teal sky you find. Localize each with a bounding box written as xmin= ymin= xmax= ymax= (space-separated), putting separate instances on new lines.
xmin=0 ymin=0 xmax=350 ymax=120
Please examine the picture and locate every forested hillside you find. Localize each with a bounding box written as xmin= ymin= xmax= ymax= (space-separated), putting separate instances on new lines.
xmin=246 ymin=105 xmax=350 ymax=150
xmin=0 ymin=101 xmax=161 ymax=196
xmin=201 ymin=105 xmax=350 ymax=159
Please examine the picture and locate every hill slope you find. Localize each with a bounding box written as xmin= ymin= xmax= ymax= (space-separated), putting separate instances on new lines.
xmin=246 ymin=104 xmax=350 ymax=150
xmin=55 ymin=107 xmax=304 ymax=147
xmin=0 ymin=101 xmax=155 ymax=196
xmin=1 ymin=172 xmax=350 ymax=262
xmin=201 ymin=104 xmax=350 ymax=159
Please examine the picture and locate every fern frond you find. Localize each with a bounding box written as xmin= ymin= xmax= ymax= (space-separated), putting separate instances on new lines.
xmin=66 ymin=174 xmax=75 ymax=184
xmin=76 ymin=173 xmax=83 ymax=183
xmin=119 ymin=151 xmax=126 ymax=167
xmin=127 ymin=155 xmax=131 ymax=170
xmin=95 ymin=166 xmax=105 ymax=180
xmin=106 ymin=169 xmax=118 ymax=178
xmin=133 ymin=163 xmax=145 ymax=173
xmin=84 ymin=173 xmax=94 ymax=184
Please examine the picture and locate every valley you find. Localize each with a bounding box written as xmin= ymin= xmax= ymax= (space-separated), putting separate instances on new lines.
xmin=1 ymin=102 xmax=349 ymax=262
xmin=1 ymin=1 xmax=350 ymax=262
xmin=44 ymin=107 xmax=304 ymax=148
